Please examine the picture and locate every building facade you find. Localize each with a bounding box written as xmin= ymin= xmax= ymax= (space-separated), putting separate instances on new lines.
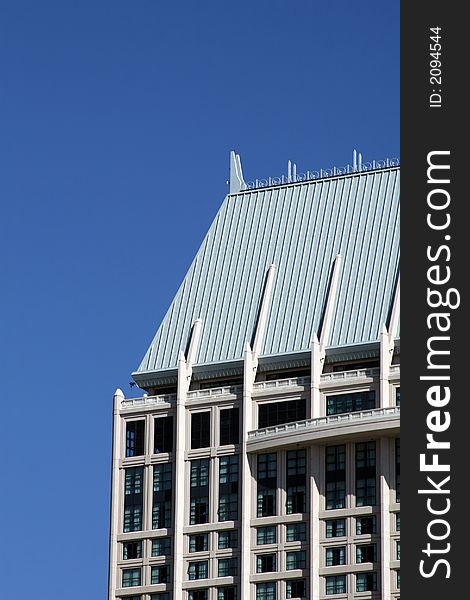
xmin=108 ymin=153 xmax=400 ymax=600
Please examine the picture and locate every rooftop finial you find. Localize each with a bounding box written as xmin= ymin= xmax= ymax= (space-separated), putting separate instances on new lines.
xmin=229 ymin=150 xmax=247 ymax=194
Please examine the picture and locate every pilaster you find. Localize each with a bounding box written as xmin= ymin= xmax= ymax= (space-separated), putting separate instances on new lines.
xmin=380 ymin=437 xmax=392 ymax=599
xmin=240 ymin=342 xmax=254 ymax=600
xmin=108 ymin=388 xmax=124 ymax=600
xmin=309 ymin=444 xmax=321 ymax=600
xmin=174 ymin=352 xmax=189 ymax=600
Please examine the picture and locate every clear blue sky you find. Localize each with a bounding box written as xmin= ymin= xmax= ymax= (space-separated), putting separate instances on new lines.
xmin=0 ymin=1 xmax=398 ymax=597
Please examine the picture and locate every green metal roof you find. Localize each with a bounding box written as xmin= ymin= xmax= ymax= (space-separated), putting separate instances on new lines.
xmin=135 ymin=166 xmax=399 ymax=380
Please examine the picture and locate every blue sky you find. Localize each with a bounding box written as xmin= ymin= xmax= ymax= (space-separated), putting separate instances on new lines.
xmin=0 ymin=1 xmax=398 ymax=597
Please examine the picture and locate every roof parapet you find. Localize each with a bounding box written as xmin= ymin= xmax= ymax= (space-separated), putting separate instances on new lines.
xmin=245 ymin=154 xmax=399 ymax=191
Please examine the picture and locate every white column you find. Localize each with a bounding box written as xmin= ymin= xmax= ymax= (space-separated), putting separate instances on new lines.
xmin=241 ymin=342 xmax=254 ymax=600
xmin=380 ymin=437 xmax=391 ymax=599
xmin=309 ymin=445 xmax=321 ymax=600
xmin=380 ymin=324 xmax=391 ymax=408
xmin=310 ymin=333 xmax=322 ymax=418
xmin=108 ymin=388 xmax=124 ymax=600
xmin=174 ymin=352 xmax=189 ymax=600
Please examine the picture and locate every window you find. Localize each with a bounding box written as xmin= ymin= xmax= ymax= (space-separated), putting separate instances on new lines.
xmin=326 ymin=546 xmax=346 ymax=566
xmin=125 ymin=467 xmax=144 ymax=495
xmin=188 ymin=561 xmax=208 ymax=580
xmin=122 ymin=568 xmax=141 ymax=587
xmin=124 ymin=506 xmax=143 ymax=533
xmin=356 ymin=544 xmax=376 ymax=563
xmin=286 ymin=448 xmax=307 ymax=515
xmin=191 ymin=412 xmax=211 ymax=449
xmin=287 ymin=450 xmax=307 ymax=476
xmin=326 ymin=390 xmax=375 ymax=416
xmin=218 ymin=587 xmax=237 ymax=600
xmin=286 ymin=579 xmax=306 ymax=599
xmin=396 ymin=512 xmax=400 ymax=531
xmin=395 ymin=438 xmax=401 ymax=502
xmin=190 ymin=459 xmax=210 ymax=525
xmin=286 ymin=522 xmax=307 ymax=542
xmin=219 ymin=455 xmax=238 ymax=521
xmin=256 ymin=582 xmax=276 ymax=600
xmin=219 ymin=455 xmax=239 ymax=483
xmin=257 ymin=553 xmax=276 ymax=573
xmin=220 ymin=408 xmax=239 ymax=445
xmin=154 ymin=416 xmax=173 ymax=453
xmin=258 ymin=398 xmax=306 ymax=428
xmin=257 ymin=526 xmax=277 ymax=545
xmin=153 ymin=500 xmax=171 ymax=529
xmin=356 ymin=572 xmax=377 ymax=592
xmin=190 ymin=497 xmax=209 ymax=525
xmin=218 ymin=530 xmax=238 ymax=549
xmin=152 ymin=537 xmax=171 ymax=557
xmin=151 ymin=565 xmax=170 ymax=584
xmin=356 ymin=442 xmax=376 ymax=507
xmin=286 ymin=551 xmax=306 ymax=570
xmin=154 ymin=464 xmax=172 ymax=491
xmin=124 ymin=467 xmax=144 ymax=533
xmin=124 ymin=596 xmax=142 ymax=600
xmin=126 ymin=421 xmax=145 ymax=457
xmin=257 ymin=488 xmax=276 ymax=517
xmin=219 ymin=493 xmax=238 ymax=521
xmin=356 ymin=478 xmax=376 ymax=507
xmin=397 ymin=570 xmax=400 ymax=589
xmin=218 ymin=558 xmax=238 ymax=577
xmin=258 ymin=453 xmax=277 ymax=479
xmin=123 ymin=541 xmax=142 ymax=560
xmin=151 ymin=594 xmax=170 ymax=600
xmin=396 ymin=387 xmax=400 ymax=407
xmin=356 ymin=515 xmax=376 ymax=535
xmin=189 ymin=534 xmax=208 ymax=553
xmin=325 ymin=575 xmax=346 ymax=595
xmin=326 ymin=480 xmax=346 ymax=511
xmin=325 ymin=446 xmax=346 ymax=510
xmin=396 ymin=541 xmax=400 ymax=560
xmin=189 ymin=591 xmax=208 ymax=600
xmin=191 ymin=459 xmax=210 ymax=487
xmin=286 ymin=485 xmax=306 ymax=514
xmin=153 ymin=464 xmax=172 ymax=529
xmin=257 ymin=454 xmax=277 ymax=516
xmin=325 ymin=519 xmax=346 ymax=538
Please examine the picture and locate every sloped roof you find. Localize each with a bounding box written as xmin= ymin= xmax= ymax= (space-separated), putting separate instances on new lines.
xmin=136 ymin=167 xmax=399 ymax=379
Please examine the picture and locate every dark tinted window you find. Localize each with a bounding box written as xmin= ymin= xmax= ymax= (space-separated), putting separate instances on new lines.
xmin=126 ymin=420 xmax=145 ymax=457
xmin=191 ymin=412 xmax=211 ymax=449
xmin=259 ymin=399 xmax=306 ymax=429
xmin=327 ymin=391 xmax=375 ymax=416
xmin=220 ymin=408 xmax=239 ymax=445
xmin=154 ymin=416 xmax=173 ymax=453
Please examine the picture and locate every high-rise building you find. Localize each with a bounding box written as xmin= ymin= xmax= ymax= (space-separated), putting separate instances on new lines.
xmin=108 ymin=152 xmax=400 ymax=600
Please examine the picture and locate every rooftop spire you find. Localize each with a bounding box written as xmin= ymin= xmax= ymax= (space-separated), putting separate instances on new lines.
xmin=229 ymin=150 xmax=247 ymax=194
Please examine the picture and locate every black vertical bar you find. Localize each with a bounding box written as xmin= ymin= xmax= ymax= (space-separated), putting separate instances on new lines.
xmin=402 ymin=2 xmax=466 ymax=598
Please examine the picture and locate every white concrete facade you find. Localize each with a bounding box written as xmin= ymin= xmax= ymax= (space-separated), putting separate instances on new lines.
xmin=108 ymin=359 xmax=400 ymax=600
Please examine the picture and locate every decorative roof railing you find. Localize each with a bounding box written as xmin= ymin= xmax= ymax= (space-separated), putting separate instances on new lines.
xmin=246 ymin=157 xmax=400 ymax=191
xmin=321 ymin=367 xmax=380 ymax=382
xmin=122 ymin=393 xmax=176 ymax=408
xmin=248 ymin=406 xmax=400 ymax=440
xmin=187 ymin=385 xmax=242 ymax=399
xmin=253 ymin=376 xmax=310 ymax=391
